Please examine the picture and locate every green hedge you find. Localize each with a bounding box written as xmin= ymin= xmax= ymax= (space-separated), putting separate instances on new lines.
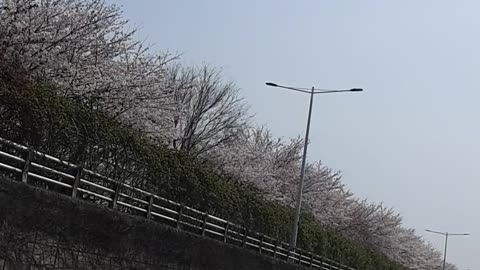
xmin=0 ymin=66 xmax=405 ymax=270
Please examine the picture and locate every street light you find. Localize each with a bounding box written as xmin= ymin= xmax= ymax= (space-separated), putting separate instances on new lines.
xmin=425 ymin=229 xmax=470 ymax=270
xmin=265 ymin=82 xmax=363 ymax=247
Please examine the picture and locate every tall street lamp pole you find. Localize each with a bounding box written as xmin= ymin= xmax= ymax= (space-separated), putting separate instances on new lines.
xmin=265 ymin=82 xmax=363 ymax=247
xmin=425 ymin=229 xmax=470 ymax=270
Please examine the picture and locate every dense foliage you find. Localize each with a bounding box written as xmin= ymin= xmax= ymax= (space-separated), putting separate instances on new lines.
xmin=0 ymin=0 xmax=457 ymax=269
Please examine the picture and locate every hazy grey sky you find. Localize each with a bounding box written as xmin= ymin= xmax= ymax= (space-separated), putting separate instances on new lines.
xmin=114 ymin=1 xmax=479 ymax=268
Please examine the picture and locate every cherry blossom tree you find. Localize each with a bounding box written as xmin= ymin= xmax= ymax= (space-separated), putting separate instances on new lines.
xmin=214 ymin=127 xmax=302 ymax=202
xmin=0 ymin=0 xmax=250 ymax=152
xmin=0 ymin=1 xmax=459 ymax=269
xmin=214 ymin=126 xmax=457 ymax=269
xmin=0 ymin=0 xmax=174 ymax=135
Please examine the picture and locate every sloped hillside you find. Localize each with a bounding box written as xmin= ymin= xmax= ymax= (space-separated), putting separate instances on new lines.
xmin=0 ymin=0 xmax=455 ymax=269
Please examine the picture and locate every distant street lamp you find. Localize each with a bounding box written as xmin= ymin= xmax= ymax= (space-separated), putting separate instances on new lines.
xmin=265 ymin=82 xmax=363 ymax=247
xmin=425 ymin=229 xmax=470 ymax=270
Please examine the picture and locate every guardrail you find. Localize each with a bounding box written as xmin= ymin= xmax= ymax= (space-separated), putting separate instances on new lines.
xmin=0 ymin=137 xmax=356 ymax=270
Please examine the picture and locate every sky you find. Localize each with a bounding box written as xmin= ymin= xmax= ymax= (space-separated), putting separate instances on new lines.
xmin=112 ymin=1 xmax=479 ymax=268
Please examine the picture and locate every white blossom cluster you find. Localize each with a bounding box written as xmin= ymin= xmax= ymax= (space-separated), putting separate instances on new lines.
xmin=213 ymin=127 xmax=458 ymax=270
xmin=0 ymin=0 xmax=457 ymax=269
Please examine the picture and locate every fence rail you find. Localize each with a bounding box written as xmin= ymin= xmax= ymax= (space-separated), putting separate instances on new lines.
xmin=0 ymin=137 xmax=356 ymax=270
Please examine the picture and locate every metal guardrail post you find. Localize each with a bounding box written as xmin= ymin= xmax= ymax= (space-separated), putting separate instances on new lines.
xmin=223 ymin=223 xmax=230 ymax=243
xmin=21 ymin=148 xmax=33 ymax=183
xmin=242 ymin=228 xmax=248 ymax=247
xmin=72 ymin=166 xmax=82 ymax=198
xmin=309 ymin=252 xmax=314 ymax=268
xmin=298 ymin=249 xmax=303 ymax=265
xmin=146 ymin=195 xmax=154 ymax=220
xmin=273 ymin=241 xmax=278 ymax=258
xmin=111 ymin=183 xmax=121 ymax=209
xmin=286 ymin=246 xmax=291 ymax=261
xmin=201 ymin=214 xmax=208 ymax=236
xmin=259 ymin=235 xmax=264 ymax=253
xmin=177 ymin=204 xmax=184 ymax=229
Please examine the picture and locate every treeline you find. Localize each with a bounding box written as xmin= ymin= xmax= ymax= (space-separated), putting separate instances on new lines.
xmin=0 ymin=0 xmax=455 ymax=269
xmin=0 ymin=62 xmax=402 ymax=269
